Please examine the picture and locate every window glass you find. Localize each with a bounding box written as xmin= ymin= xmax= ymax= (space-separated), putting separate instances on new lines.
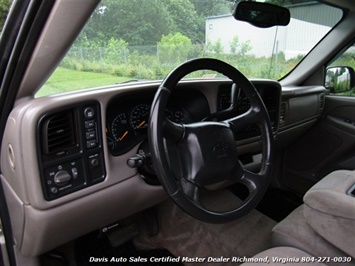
xmin=37 ymin=0 xmax=342 ymax=97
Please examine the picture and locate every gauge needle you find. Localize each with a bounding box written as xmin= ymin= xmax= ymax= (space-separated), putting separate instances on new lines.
xmin=119 ymin=131 xmax=128 ymax=141
xmin=137 ymin=120 xmax=145 ymax=129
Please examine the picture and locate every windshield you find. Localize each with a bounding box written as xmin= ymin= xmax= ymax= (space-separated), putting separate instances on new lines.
xmin=37 ymin=0 xmax=342 ymax=97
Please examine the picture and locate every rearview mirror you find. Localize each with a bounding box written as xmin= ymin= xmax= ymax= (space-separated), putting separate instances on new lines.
xmin=233 ymin=1 xmax=290 ymax=28
xmin=325 ymin=66 xmax=355 ymax=94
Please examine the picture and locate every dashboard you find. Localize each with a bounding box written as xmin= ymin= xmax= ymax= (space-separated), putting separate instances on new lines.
xmin=1 ymin=78 xmax=327 ymax=257
xmin=34 ymin=81 xmax=282 ymax=202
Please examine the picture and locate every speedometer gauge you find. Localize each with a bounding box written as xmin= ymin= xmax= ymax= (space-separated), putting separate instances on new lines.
xmin=130 ymin=104 xmax=150 ymax=132
xmin=111 ymin=113 xmax=134 ymax=143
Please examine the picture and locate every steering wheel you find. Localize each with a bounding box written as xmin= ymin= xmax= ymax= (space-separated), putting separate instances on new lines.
xmin=148 ymin=58 xmax=273 ymax=223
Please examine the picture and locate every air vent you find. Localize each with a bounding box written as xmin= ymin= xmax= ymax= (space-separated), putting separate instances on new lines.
xmin=279 ymin=102 xmax=286 ymax=127
xmin=319 ymin=93 xmax=325 ymax=109
xmin=42 ymin=110 xmax=77 ymax=155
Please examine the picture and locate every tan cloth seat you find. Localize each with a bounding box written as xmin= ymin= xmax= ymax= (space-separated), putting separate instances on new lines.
xmin=242 ymin=170 xmax=355 ymax=266
xmin=271 ymin=170 xmax=355 ymax=266
xmin=272 ymin=205 xmax=350 ymax=264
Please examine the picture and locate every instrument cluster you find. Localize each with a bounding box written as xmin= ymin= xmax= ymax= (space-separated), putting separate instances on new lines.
xmin=106 ymin=88 xmax=209 ymax=156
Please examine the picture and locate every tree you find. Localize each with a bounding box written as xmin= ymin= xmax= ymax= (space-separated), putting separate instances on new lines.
xmin=159 ymin=33 xmax=192 ymax=46
xmin=162 ymin=0 xmax=201 ymax=43
xmin=158 ymin=33 xmax=193 ymax=65
xmin=0 ymin=0 xmax=11 ymax=30
xmin=207 ymin=38 xmax=224 ymax=55
xmin=73 ymin=0 xmax=239 ymax=47
xmin=79 ymin=0 xmax=174 ymax=46
xmin=229 ymin=36 xmax=251 ymax=57
xmin=191 ymin=0 xmax=233 ymax=18
xmin=105 ymin=38 xmax=128 ymax=65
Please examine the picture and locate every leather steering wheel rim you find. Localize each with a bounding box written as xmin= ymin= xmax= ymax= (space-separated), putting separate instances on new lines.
xmin=148 ymin=58 xmax=274 ymax=223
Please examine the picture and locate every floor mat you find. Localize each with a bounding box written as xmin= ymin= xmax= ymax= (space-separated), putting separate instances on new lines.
xmin=256 ymin=188 xmax=303 ymax=222
xmin=75 ymin=232 xmax=183 ymax=266
xmin=134 ymin=191 xmax=277 ymax=266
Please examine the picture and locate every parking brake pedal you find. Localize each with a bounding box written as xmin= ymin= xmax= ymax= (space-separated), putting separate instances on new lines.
xmin=43 ymin=251 xmax=69 ymax=265
xmin=102 ymin=223 xmax=139 ymax=247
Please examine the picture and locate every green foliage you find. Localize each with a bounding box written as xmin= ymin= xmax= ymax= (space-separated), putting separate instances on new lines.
xmin=159 ymin=33 xmax=192 ymax=46
xmin=191 ymin=0 xmax=233 ymax=18
xmin=327 ymin=45 xmax=355 ymax=96
xmin=105 ymin=38 xmax=128 ymax=65
xmin=112 ymin=65 xmax=128 ymax=77
xmin=74 ymin=0 xmax=234 ymax=47
xmin=78 ymin=0 xmax=173 ymax=46
xmin=59 ymin=35 xmax=307 ymax=83
xmin=158 ymin=33 xmax=194 ymax=66
xmin=230 ymin=36 xmax=239 ymax=54
xmin=329 ymin=48 xmax=355 ymax=70
xmin=135 ymin=65 xmax=156 ymax=80
xmin=162 ymin=0 xmax=201 ymax=42
xmin=207 ymin=38 xmax=224 ymax=55
xmin=0 ymin=0 xmax=11 ymax=30
xmin=40 ymin=39 xmax=315 ymax=98
xmin=229 ymin=35 xmax=252 ymax=57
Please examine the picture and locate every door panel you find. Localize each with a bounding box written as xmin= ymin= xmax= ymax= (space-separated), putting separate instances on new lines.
xmin=282 ymin=96 xmax=355 ymax=194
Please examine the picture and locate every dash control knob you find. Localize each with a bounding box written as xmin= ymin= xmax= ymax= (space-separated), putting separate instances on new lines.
xmin=54 ymin=170 xmax=72 ymax=186
xmin=84 ymin=107 xmax=95 ymax=118
xmin=90 ymin=158 xmax=99 ymax=167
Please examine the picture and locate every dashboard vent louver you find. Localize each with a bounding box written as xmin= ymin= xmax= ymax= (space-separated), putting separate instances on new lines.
xmin=42 ymin=110 xmax=77 ymax=155
xmin=279 ymin=102 xmax=286 ymax=127
xmin=319 ymin=93 xmax=325 ymax=109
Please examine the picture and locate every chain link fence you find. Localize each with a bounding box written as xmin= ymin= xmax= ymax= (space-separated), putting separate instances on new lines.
xmin=61 ymin=44 xmax=298 ymax=80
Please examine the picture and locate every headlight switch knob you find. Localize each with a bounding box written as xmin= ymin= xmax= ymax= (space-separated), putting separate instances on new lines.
xmin=54 ymin=170 xmax=72 ymax=186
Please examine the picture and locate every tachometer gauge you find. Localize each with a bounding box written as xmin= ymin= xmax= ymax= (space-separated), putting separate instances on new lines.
xmin=111 ymin=113 xmax=134 ymax=143
xmin=130 ymin=104 xmax=150 ymax=132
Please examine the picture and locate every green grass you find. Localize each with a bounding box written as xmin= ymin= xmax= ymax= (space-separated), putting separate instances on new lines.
xmin=36 ymin=67 xmax=130 ymax=97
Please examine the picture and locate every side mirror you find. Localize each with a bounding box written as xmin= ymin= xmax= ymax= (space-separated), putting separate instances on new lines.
xmin=233 ymin=1 xmax=290 ymax=28
xmin=325 ymin=66 xmax=355 ymax=94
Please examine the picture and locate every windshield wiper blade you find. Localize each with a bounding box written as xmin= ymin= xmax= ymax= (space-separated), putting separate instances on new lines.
xmin=117 ymin=79 xmax=150 ymax=84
